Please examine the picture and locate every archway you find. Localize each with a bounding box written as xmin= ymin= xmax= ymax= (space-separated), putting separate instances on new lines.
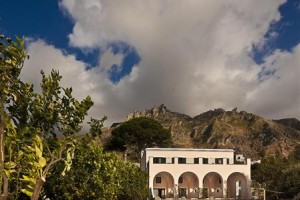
xmin=227 ymin=172 xmax=249 ymax=199
xmin=178 ymin=172 xmax=199 ymax=199
xmin=153 ymin=172 xmax=174 ymax=199
xmin=203 ymin=172 xmax=223 ymax=198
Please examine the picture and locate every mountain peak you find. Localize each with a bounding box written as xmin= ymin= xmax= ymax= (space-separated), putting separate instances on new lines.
xmin=125 ymin=104 xmax=169 ymax=121
xmin=123 ymin=105 xmax=300 ymax=159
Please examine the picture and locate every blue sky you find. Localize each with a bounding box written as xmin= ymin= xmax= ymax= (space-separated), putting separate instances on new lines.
xmin=252 ymin=0 xmax=300 ymax=63
xmin=0 ymin=0 xmax=140 ymax=83
xmin=0 ymin=0 xmax=299 ymax=124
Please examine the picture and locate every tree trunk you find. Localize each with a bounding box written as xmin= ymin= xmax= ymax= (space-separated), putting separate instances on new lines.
xmin=31 ymin=177 xmax=45 ymax=200
xmin=0 ymin=115 xmax=8 ymax=200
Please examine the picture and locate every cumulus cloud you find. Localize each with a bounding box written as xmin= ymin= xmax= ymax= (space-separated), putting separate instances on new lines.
xmin=21 ymin=0 xmax=299 ymax=126
xmin=21 ymin=39 xmax=110 ymax=122
xmin=21 ymin=39 xmax=138 ymax=125
xmin=245 ymin=44 xmax=300 ymax=119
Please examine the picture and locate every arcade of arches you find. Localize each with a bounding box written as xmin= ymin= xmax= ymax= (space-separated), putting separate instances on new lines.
xmin=153 ymin=171 xmax=249 ymax=199
xmin=203 ymin=172 xmax=223 ymax=198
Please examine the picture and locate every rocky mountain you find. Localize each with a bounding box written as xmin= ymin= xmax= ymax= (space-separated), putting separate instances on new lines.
xmin=274 ymin=118 xmax=300 ymax=131
xmin=124 ymin=104 xmax=300 ymax=160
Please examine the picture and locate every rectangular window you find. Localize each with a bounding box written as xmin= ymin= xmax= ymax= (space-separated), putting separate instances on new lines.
xmin=153 ymin=157 xmax=159 ymax=163
xmin=215 ymin=158 xmax=223 ymax=164
xmin=155 ymin=177 xmax=162 ymax=184
xmin=203 ymin=158 xmax=208 ymax=164
xmin=194 ymin=158 xmax=199 ymax=164
xmin=153 ymin=157 xmax=166 ymax=164
xmin=179 ymin=176 xmax=183 ymax=184
xmin=178 ymin=157 xmax=186 ymax=164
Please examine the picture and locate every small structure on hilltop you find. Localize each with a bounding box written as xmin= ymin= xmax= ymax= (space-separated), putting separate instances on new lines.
xmin=141 ymin=148 xmax=251 ymax=199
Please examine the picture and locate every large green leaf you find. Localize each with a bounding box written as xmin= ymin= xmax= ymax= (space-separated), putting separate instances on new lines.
xmin=21 ymin=188 xmax=33 ymax=197
xmin=39 ymin=157 xmax=47 ymax=168
xmin=20 ymin=175 xmax=36 ymax=184
xmin=35 ymin=144 xmax=42 ymax=158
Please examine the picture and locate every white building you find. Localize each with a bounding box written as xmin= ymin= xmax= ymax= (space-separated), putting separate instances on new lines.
xmin=141 ymin=148 xmax=251 ymax=199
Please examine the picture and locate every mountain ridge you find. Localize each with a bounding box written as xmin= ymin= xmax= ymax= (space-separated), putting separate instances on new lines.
xmin=123 ymin=104 xmax=300 ymax=160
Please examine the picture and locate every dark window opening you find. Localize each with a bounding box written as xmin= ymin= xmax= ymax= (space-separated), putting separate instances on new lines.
xmin=179 ymin=188 xmax=187 ymax=198
xmin=179 ymin=176 xmax=183 ymax=184
xmin=153 ymin=157 xmax=166 ymax=164
xmin=178 ymin=157 xmax=186 ymax=164
xmin=203 ymin=158 xmax=208 ymax=164
xmin=157 ymin=188 xmax=165 ymax=198
xmin=215 ymin=158 xmax=223 ymax=164
xmin=194 ymin=158 xmax=199 ymax=164
xmin=155 ymin=177 xmax=162 ymax=184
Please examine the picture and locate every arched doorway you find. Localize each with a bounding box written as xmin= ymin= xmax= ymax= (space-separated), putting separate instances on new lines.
xmin=153 ymin=172 xmax=174 ymax=199
xmin=203 ymin=172 xmax=223 ymax=198
xmin=178 ymin=172 xmax=199 ymax=199
xmin=227 ymin=172 xmax=249 ymax=199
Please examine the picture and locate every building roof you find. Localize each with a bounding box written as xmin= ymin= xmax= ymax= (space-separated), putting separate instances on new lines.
xmin=145 ymin=148 xmax=234 ymax=152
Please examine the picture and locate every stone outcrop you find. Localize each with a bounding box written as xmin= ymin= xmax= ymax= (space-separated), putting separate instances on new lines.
xmin=126 ymin=104 xmax=193 ymax=146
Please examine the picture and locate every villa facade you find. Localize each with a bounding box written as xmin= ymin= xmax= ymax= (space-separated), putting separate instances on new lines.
xmin=141 ymin=148 xmax=251 ymax=199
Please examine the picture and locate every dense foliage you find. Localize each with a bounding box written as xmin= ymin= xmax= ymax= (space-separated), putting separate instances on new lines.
xmin=278 ymin=165 xmax=300 ymax=199
xmin=0 ymin=35 xmax=94 ymax=199
xmin=252 ymin=154 xmax=300 ymax=199
xmin=0 ymin=35 xmax=27 ymax=199
xmin=107 ymin=117 xmax=172 ymax=160
xmin=117 ymin=164 xmax=148 ymax=200
xmin=43 ymin=140 xmax=148 ymax=200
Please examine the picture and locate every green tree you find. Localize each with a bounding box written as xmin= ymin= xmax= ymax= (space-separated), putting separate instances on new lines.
xmin=252 ymin=156 xmax=285 ymax=190
xmin=0 ymin=35 xmax=28 ymax=199
xmin=278 ymin=165 xmax=300 ymax=198
xmin=17 ymin=71 xmax=93 ymax=200
xmin=0 ymin=35 xmax=95 ymax=200
xmin=117 ymin=162 xmax=148 ymax=200
xmin=251 ymin=156 xmax=300 ymax=199
xmin=107 ymin=117 xmax=171 ymax=160
xmin=43 ymin=140 xmax=148 ymax=200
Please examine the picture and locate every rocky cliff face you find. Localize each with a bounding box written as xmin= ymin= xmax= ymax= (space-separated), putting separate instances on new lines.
xmin=124 ymin=104 xmax=300 ymax=160
xmin=126 ymin=104 xmax=194 ymax=147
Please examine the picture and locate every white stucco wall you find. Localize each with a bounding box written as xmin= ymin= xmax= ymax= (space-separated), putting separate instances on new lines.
xmin=142 ymin=148 xmax=251 ymax=199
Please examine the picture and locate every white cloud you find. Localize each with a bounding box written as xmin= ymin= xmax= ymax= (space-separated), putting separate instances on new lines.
xmin=245 ymin=44 xmax=300 ymax=119
xmin=21 ymin=40 xmax=110 ymax=123
xmin=22 ymin=0 xmax=299 ymax=126
xmin=100 ymin=48 xmax=124 ymax=72
xmin=22 ymin=40 xmax=86 ymax=94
